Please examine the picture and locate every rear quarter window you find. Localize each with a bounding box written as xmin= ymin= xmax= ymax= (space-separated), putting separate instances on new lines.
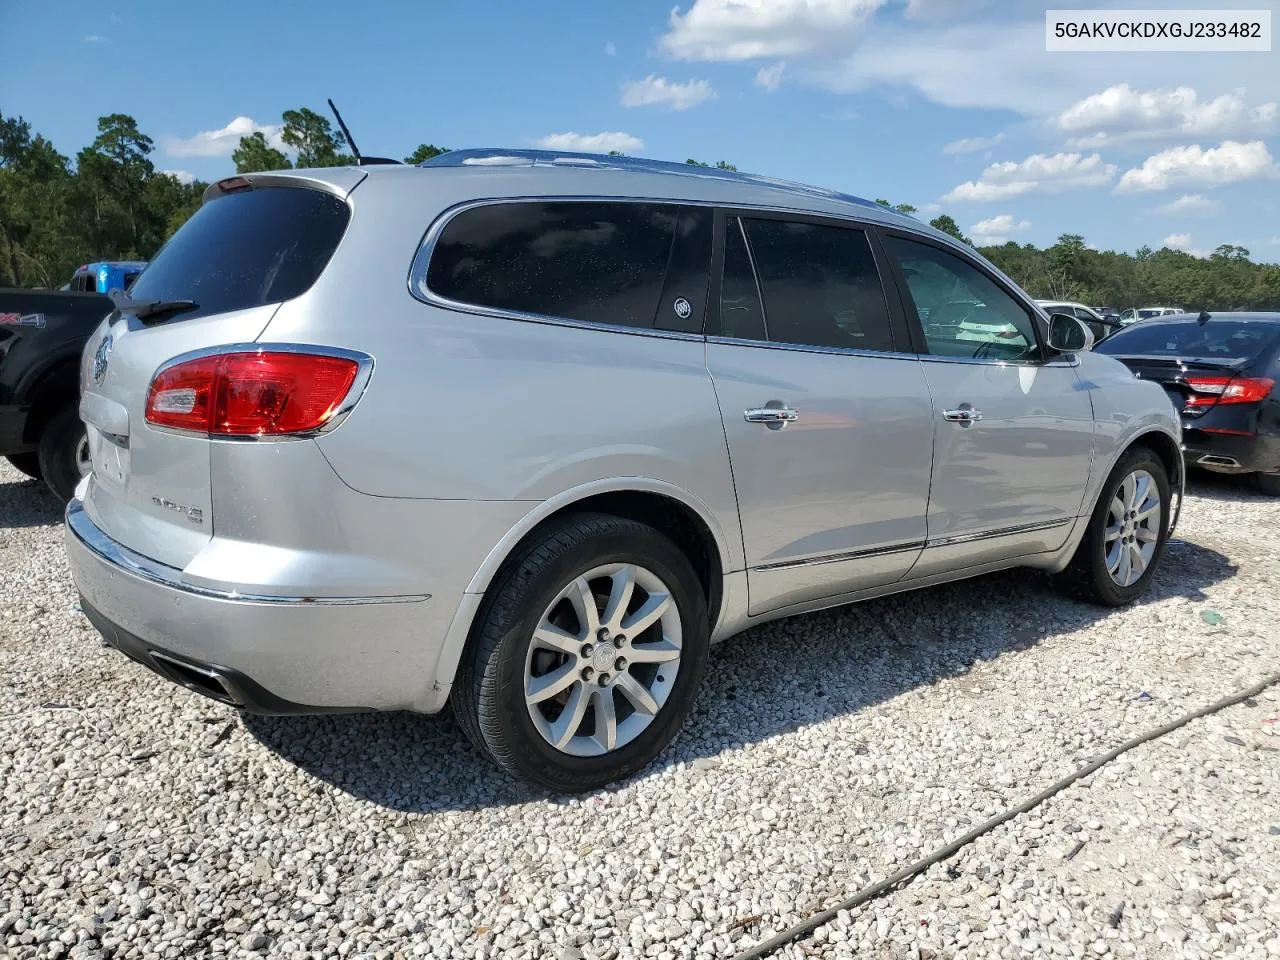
xmin=1098 ymin=321 xmax=1280 ymax=362
xmin=127 ymin=187 xmax=350 ymax=321
xmin=421 ymin=200 xmax=711 ymax=331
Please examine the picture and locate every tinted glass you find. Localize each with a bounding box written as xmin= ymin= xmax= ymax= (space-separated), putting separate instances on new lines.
xmin=884 ymin=235 xmax=1038 ymax=361
xmin=719 ymin=218 xmax=767 ymax=341
xmin=742 ymin=218 xmax=894 ymax=352
xmin=1097 ymin=320 xmax=1280 ymax=364
xmin=129 ymin=187 xmax=350 ymax=321
xmin=655 ymin=207 xmax=713 ymax=333
xmin=427 ymin=201 xmax=682 ymax=329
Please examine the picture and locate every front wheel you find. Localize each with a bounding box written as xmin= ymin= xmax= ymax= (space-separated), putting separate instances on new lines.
xmin=37 ymin=407 xmax=90 ymax=503
xmin=1056 ymin=447 xmax=1170 ymax=606
xmin=451 ymin=513 xmax=709 ymax=792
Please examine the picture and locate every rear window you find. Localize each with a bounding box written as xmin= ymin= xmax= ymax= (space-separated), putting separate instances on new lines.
xmin=1098 ymin=320 xmax=1280 ymax=363
xmin=423 ymin=201 xmax=711 ymax=331
xmin=128 ymin=187 xmax=350 ymax=321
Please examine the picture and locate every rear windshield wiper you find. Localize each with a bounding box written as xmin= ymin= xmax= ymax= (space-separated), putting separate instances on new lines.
xmin=108 ymin=289 xmax=199 ymax=322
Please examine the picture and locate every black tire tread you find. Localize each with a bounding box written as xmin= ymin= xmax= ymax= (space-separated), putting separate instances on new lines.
xmin=1056 ymin=445 xmax=1169 ymax=606
xmin=451 ymin=512 xmax=706 ymax=792
xmin=36 ymin=406 xmax=85 ymax=503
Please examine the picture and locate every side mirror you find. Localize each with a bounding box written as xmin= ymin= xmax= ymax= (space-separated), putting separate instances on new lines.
xmin=1046 ymin=313 xmax=1095 ymax=353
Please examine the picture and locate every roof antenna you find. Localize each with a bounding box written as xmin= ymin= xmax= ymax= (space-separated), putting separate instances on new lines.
xmin=1197 ymin=309 xmax=1211 ymax=324
xmin=327 ymin=99 xmax=401 ymax=166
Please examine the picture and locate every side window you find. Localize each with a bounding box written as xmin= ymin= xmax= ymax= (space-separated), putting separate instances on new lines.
xmin=883 ymin=235 xmax=1039 ymax=362
xmin=718 ymin=217 xmax=767 ymax=341
xmin=742 ymin=217 xmax=896 ymax=352
xmin=425 ymin=201 xmax=699 ymax=331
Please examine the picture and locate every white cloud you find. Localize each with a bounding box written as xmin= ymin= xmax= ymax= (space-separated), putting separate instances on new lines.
xmin=943 ymin=152 xmax=1117 ymax=203
xmin=1150 ymin=194 xmax=1218 ymax=216
xmin=1116 ymin=140 xmax=1277 ymax=194
xmin=621 ymin=75 xmax=717 ymax=111
xmin=1163 ymin=233 xmax=1192 ymax=249
xmin=605 ymin=41 xmax=617 ymax=56
xmin=969 ymin=214 xmax=1031 ymax=245
xmin=159 ymin=170 xmax=195 ymax=185
xmin=1056 ymin=85 xmax=1279 ymax=148
xmin=83 ymin=34 xmax=107 ymax=42
xmin=163 ymin=116 xmax=284 ymax=158
xmin=534 ymin=131 xmax=645 ymax=154
xmin=755 ymin=62 xmax=786 ymax=91
xmin=659 ymin=0 xmax=885 ymax=61
xmin=942 ymin=132 xmax=1005 ymax=155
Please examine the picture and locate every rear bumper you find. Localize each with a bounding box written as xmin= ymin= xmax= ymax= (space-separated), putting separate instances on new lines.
xmin=65 ymin=499 xmax=454 ymax=714
xmin=1183 ymin=429 xmax=1280 ymax=475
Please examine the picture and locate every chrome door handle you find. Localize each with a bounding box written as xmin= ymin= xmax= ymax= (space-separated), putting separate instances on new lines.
xmin=942 ymin=407 xmax=983 ymax=423
xmin=744 ymin=406 xmax=799 ymax=424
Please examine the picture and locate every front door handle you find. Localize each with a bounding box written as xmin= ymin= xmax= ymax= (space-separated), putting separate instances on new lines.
xmin=744 ymin=406 xmax=799 ymax=425
xmin=942 ymin=407 xmax=984 ymax=424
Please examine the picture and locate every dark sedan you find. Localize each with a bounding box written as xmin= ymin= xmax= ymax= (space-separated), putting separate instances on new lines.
xmin=1095 ymin=312 xmax=1280 ymax=495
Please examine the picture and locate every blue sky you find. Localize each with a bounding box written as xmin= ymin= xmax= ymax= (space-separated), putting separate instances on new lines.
xmin=6 ymin=0 xmax=1279 ymax=259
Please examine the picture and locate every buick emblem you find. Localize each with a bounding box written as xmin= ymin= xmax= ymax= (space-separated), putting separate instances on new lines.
xmin=92 ymin=335 xmax=113 ymax=385
xmin=673 ymin=297 xmax=692 ymax=320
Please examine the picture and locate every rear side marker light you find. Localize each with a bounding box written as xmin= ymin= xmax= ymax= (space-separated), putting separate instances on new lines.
xmin=1182 ymin=376 xmax=1275 ymax=407
xmin=146 ymin=350 xmax=365 ymax=437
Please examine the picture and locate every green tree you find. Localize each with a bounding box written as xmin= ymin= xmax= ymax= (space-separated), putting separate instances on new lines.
xmin=714 ymin=160 xmax=738 ymax=171
xmin=405 ymin=143 xmax=449 ymax=164
xmin=876 ymin=198 xmax=916 ymax=215
xmin=928 ymin=214 xmax=970 ymax=245
xmin=233 ymin=132 xmax=292 ymax=173
xmin=280 ymin=108 xmax=351 ymax=168
xmin=685 ymin=158 xmax=709 ymax=167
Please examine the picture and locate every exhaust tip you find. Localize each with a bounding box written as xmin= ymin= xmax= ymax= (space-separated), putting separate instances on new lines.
xmin=1196 ymin=454 xmax=1242 ymax=469
xmin=149 ymin=652 xmax=239 ymax=706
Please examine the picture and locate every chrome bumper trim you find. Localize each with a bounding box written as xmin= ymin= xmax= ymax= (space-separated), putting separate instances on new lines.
xmin=65 ymin=499 xmax=429 ymax=606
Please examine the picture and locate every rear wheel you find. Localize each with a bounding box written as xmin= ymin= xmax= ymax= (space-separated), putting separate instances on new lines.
xmin=1258 ymin=472 xmax=1280 ymax=497
xmin=4 ymin=453 xmax=42 ymax=481
xmin=452 ymin=513 xmax=709 ymax=792
xmin=1056 ymin=446 xmax=1170 ymax=606
xmin=37 ymin=407 xmax=90 ymax=503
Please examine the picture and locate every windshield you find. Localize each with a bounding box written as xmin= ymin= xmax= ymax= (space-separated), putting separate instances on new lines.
xmin=1097 ymin=320 xmax=1280 ymax=363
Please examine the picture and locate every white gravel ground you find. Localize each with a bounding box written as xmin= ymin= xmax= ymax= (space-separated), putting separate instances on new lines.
xmin=1 ymin=459 xmax=1278 ymax=960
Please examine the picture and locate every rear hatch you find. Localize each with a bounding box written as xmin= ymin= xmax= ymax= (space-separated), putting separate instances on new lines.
xmin=1096 ymin=318 xmax=1280 ymax=419
xmin=79 ymin=176 xmax=356 ymax=570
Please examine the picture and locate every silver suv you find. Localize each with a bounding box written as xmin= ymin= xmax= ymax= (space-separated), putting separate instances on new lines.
xmin=66 ymin=150 xmax=1183 ymax=791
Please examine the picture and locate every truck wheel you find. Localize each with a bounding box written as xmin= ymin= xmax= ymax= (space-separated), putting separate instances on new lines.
xmin=37 ymin=407 xmax=90 ymax=503
xmin=452 ymin=513 xmax=709 ymax=792
xmin=4 ymin=453 xmax=43 ymax=481
xmin=1258 ymin=472 xmax=1280 ymax=497
xmin=1055 ymin=446 xmax=1170 ymax=607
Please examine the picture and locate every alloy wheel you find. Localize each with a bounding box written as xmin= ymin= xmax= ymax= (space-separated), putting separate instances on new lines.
xmin=1104 ymin=468 xmax=1162 ymax=587
xmin=524 ymin=563 xmax=682 ymax=757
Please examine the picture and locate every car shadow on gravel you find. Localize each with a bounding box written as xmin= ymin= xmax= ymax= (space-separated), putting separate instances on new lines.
xmin=244 ymin=537 xmax=1236 ymax=813
xmin=0 ymin=471 xmax=63 ymax=529
xmin=1183 ymin=469 xmax=1275 ymax=504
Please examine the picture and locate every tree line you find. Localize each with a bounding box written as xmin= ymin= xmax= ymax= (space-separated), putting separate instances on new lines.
xmin=2 ymin=107 xmax=1277 ymax=311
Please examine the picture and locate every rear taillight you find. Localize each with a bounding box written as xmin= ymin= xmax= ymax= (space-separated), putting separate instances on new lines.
xmin=146 ymin=350 xmax=364 ymax=437
xmin=1182 ymin=375 xmax=1275 ymax=411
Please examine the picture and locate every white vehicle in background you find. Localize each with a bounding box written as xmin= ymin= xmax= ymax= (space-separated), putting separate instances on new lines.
xmin=1035 ymin=300 xmax=1122 ymax=343
xmin=1120 ymin=306 xmax=1184 ymax=325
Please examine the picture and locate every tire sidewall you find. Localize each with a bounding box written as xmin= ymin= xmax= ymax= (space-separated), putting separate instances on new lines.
xmin=483 ymin=525 xmax=708 ymax=791
xmin=1087 ymin=449 xmax=1171 ymax=604
xmin=37 ymin=407 xmax=87 ymax=503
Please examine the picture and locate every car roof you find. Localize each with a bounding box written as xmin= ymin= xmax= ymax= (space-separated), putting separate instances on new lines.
xmin=272 ymin=148 xmax=966 ymax=244
xmin=1119 ymin=312 xmax=1280 ymax=325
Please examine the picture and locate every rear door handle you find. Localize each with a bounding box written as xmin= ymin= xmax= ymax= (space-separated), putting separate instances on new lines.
xmin=942 ymin=407 xmax=983 ymax=424
xmin=744 ymin=406 xmax=799 ymax=424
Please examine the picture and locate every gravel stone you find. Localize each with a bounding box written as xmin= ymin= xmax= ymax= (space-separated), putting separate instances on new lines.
xmin=2 ymin=462 xmax=1278 ymax=960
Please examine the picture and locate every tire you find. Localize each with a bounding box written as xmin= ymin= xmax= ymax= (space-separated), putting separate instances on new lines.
xmin=1257 ymin=472 xmax=1280 ymax=497
xmin=4 ymin=452 xmax=43 ymax=481
xmin=452 ymin=512 xmax=709 ymax=792
xmin=1056 ymin=446 xmax=1171 ymax=607
xmin=37 ymin=406 xmax=90 ymax=503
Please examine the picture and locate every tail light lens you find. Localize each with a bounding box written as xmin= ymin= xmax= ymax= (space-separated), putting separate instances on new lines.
xmin=146 ymin=351 xmax=363 ymax=437
xmin=1182 ymin=375 xmax=1275 ymax=413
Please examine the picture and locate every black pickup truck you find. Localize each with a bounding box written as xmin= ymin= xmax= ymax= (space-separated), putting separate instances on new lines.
xmin=1 ymin=289 xmax=112 ymax=500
